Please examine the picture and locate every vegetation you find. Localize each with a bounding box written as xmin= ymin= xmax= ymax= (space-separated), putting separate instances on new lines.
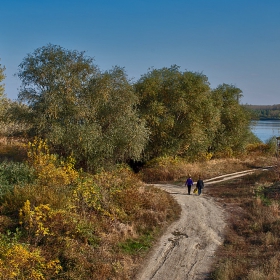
xmin=16 ymin=44 xmax=148 ymax=172
xmin=0 ymin=139 xmax=180 ymax=279
xmin=246 ymin=104 xmax=280 ymax=120
xmin=1 ymin=44 xmax=256 ymax=170
xmin=0 ymin=45 xmax=278 ymax=279
xmin=208 ymin=165 xmax=280 ymax=280
xmin=134 ymin=66 xmax=220 ymax=159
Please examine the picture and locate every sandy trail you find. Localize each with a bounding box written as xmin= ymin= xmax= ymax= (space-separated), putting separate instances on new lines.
xmin=136 ymin=168 xmax=271 ymax=280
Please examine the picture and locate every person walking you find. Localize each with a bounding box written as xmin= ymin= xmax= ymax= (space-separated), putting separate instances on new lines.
xmin=185 ymin=175 xmax=193 ymax=195
xmin=196 ymin=176 xmax=204 ymax=195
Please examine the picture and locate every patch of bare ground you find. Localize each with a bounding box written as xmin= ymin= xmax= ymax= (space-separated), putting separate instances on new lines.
xmin=135 ymin=183 xmax=227 ymax=280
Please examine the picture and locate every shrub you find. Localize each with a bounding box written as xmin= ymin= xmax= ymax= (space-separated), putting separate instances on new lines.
xmin=0 ymin=160 xmax=35 ymax=200
xmin=0 ymin=140 xmax=181 ymax=279
xmin=27 ymin=138 xmax=79 ymax=187
xmin=0 ymin=233 xmax=62 ymax=279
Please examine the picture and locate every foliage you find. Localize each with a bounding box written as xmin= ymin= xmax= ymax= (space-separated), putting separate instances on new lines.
xmin=2 ymin=100 xmax=32 ymax=137
xmin=245 ymin=104 xmax=280 ymax=120
xmin=0 ymin=160 xmax=35 ymax=200
xmin=17 ymin=45 xmax=148 ymax=171
xmin=85 ymin=66 xmax=149 ymax=169
xmin=27 ymin=137 xmax=78 ymax=187
xmin=0 ymin=59 xmax=5 ymax=99
xmin=0 ymin=140 xmax=180 ymax=279
xmin=140 ymin=156 xmax=190 ymax=182
xmin=0 ymin=60 xmax=9 ymax=137
xmin=135 ymin=65 xmax=220 ymax=159
xmin=0 ymin=232 xmax=62 ymax=280
xmin=210 ymin=84 xmax=252 ymax=156
xmin=14 ymin=45 xmax=255 ymax=165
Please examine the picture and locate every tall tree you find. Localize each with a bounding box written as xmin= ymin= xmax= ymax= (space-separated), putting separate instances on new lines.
xmin=17 ymin=45 xmax=148 ymax=171
xmin=17 ymin=44 xmax=99 ymax=137
xmin=135 ymin=65 xmax=220 ymax=159
xmin=84 ymin=66 xmax=149 ymax=168
xmin=211 ymin=84 xmax=252 ymax=155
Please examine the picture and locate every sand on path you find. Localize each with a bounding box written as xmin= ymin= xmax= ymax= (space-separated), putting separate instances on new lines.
xmin=136 ymin=168 xmax=270 ymax=280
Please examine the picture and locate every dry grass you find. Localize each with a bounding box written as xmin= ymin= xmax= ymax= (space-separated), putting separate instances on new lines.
xmin=205 ymin=168 xmax=280 ymax=280
xmin=140 ymin=154 xmax=276 ymax=183
xmin=0 ymin=137 xmax=27 ymax=162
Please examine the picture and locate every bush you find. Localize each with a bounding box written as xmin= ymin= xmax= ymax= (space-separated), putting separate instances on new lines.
xmin=0 ymin=139 xmax=181 ymax=279
xmin=0 ymin=160 xmax=35 ymax=199
xmin=0 ymin=232 xmax=62 ymax=279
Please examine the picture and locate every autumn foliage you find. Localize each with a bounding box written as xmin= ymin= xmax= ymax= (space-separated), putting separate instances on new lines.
xmin=0 ymin=139 xmax=180 ymax=279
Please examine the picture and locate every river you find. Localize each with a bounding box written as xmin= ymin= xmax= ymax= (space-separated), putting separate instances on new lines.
xmin=250 ymin=120 xmax=280 ymax=143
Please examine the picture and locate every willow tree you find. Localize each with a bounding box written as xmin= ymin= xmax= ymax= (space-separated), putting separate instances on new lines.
xmin=210 ymin=83 xmax=252 ymax=155
xmin=135 ymin=65 xmax=220 ymax=160
xmin=17 ymin=45 xmax=148 ymax=171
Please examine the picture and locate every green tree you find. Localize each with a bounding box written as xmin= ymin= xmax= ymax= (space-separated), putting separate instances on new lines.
xmin=211 ymin=84 xmax=252 ymax=155
xmin=85 ymin=66 xmax=149 ymax=168
xmin=17 ymin=45 xmax=148 ymax=171
xmin=17 ymin=44 xmax=99 ymax=137
xmin=135 ymin=65 xmax=219 ymax=159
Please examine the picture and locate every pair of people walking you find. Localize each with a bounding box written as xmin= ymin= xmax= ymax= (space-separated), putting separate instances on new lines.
xmin=185 ymin=175 xmax=204 ymax=195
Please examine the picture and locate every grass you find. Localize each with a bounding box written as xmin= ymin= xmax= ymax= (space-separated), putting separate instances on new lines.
xmin=205 ymin=168 xmax=280 ymax=280
xmin=117 ymin=231 xmax=155 ymax=255
xmin=140 ymin=153 xmax=276 ymax=183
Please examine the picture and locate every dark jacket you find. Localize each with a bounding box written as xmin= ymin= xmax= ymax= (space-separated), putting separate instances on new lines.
xmin=196 ymin=179 xmax=204 ymax=189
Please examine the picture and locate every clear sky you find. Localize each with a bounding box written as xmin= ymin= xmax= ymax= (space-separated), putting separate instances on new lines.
xmin=1 ymin=0 xmax=280 ymax=105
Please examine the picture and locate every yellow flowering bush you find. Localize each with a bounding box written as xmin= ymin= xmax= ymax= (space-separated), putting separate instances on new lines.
xmin=73 ymin=178 xmax=102 ymax=213
xmin=0 ymin=234 xmax=62 ymax=279
xmin=73 ymin=166 xmax=139 ymax=220
xmin=27 ymin=137 xmax=79 ymax=187
xmin=19 ymin=200 xmax=53 ymax=245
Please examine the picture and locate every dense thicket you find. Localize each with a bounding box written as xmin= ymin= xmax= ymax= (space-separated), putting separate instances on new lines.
xmin=3 ymin=44 xmax=255 ymax=169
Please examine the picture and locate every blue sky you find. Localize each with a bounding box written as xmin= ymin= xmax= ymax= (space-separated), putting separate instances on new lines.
xmin=1 ymin=0 xmax=280 ymax=105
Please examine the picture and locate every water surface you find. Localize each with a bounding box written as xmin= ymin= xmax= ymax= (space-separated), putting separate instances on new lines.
xmin=250 ymin=120 xmax=280 ymax=142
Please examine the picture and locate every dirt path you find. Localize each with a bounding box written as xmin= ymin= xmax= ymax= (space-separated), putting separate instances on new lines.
xmin=135 ymin=167 xmax=271 ymax=280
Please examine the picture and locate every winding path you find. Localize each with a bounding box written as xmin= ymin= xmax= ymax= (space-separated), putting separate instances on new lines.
xmin=136 ymin=167 xmax=271 ymax=280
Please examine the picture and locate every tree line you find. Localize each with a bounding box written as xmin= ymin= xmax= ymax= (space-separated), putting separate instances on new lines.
xmin=245 ymin=104 xmax=280 ymax=120
xmin=0 ymin=44 xmax=256 ymax=172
